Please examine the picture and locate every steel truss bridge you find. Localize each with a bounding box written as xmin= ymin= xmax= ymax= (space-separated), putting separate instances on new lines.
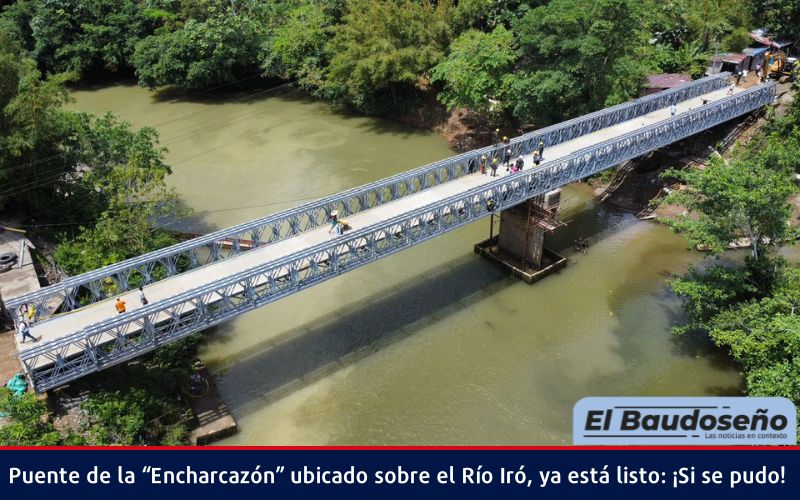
xmin=6 ymin=74 xmax=776 ymax=392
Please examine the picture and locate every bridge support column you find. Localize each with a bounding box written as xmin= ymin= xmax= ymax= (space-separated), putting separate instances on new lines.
xmin=474 ymin=189 xmax=567 ymax=284
xmin=497 ymin=204 xmax=546 ymax=268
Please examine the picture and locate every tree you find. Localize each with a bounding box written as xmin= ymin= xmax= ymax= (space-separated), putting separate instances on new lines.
xmin=753 ymin=0 xmax=800 ymax=41
xmin=509 ymin=0 xmax=652 ymax=125
xmin=53 ymin=113 xmax=187 ymax=277
xmin=261 ymin=1 xmax=333 ymax=89
xmin=449 ymin=0 xmax=537 ymax=33
xmin=431 ymin=26 xmax=517 ymax=113
xmin=671 ymin=262 xmax=800 ymax=437
xmin=646 ymin=0 xmax=753 ymax=51
xmin=133 ymin=10 xmax=265 ymax=90
xmin=669 ymin=263 xmax=759 ymax=335
xmin=708 ymin=266 xmax=800 ymax=402
xmin=660 ymin=154 xmax=798 ymax=261
xmin=28 ymin=0 xmax=153 ymax=75
xmin=0 ymin=26 xmax=84 ymax=215
xmin=651 ymin=41 xmax=709 ymax=78
xmin=322 ymin=0 xmax=453 ymax=113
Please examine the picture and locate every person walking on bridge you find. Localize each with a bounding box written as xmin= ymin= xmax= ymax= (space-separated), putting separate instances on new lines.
xmin=22 ymin=304 xmax=36 ymax=325
xmin=139 ymin=286 xmax=148 ymax=306
xmin=115 ymin=298 xmax=126 ymax=314
xmin=670 ymin=103 xmax=677 ymax=116
xmin=490 ymin=157 xmax=499 ymax=177
xmin=328 ymin=210 xmax=340 ymax=234
xmin=19 ymin=322 xmax=37 ymax=343
xmin=538 ymin=140 xmax=545 ymax=158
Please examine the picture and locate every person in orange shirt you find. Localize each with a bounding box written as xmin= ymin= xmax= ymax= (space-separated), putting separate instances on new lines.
xmin=115 ymin=298 xmax=126 ymax=314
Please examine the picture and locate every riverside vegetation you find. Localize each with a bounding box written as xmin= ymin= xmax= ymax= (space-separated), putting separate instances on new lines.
xmin=659 ymin=97 xmax=800 ymax=436
xmin=1 ymin=0 xmax=799 ymax=444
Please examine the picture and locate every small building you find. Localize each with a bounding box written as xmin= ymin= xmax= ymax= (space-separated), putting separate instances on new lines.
xmin=742 ymin=47 xmax=768 ymax=72
xmin=640 ymin=73 xmax=692 ymax=96
xmin=748 ymin=30 xmax=795 ymax=71
xmin=750 ymin=30 xmax=794 ymax=52
xmin=706 ymin=52 xmax=748 ymax=75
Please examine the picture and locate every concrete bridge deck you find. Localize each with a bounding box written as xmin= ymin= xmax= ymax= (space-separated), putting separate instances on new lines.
xmin=17 ymin=84 xmax=745 ymax=362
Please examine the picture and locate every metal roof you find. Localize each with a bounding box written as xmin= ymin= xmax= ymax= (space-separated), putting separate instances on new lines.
xmin=710 ymin=52 xmax=747 ymax=64
xmin=749 ymin=31 xmax=794 ymax=49
xmin=750 ymin=31 xmax=772 ymax=46
xmin=644 ymin=73 xmax=692 ymax=88
xmin=743 ymin=47 xmax=768 ymax=57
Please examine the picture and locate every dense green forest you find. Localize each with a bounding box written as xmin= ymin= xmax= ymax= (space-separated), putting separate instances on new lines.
xmin=1 ymin=0 xmax=800 ymax=445
xmin=0 ymin=0 xmax=783 ymax=223
xmin=0 ymin=0 xmax=775 ymax=119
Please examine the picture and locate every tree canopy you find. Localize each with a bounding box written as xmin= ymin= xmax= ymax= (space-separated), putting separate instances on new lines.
xmin=509 ymin=0 xmax=652 ymax=124
xmin=665 ymin=95 xmax=800 ymax=430
xmin=321 ymin=0 xmax=453 ymax=113
xmin=133 ymin=10 xmax=264 ymax=90
xmin=1 ymin=0 xmax=762 ymax=124
xmin=431 ymin=26 xmax=516 ymax=113
xmin=660 ymin=154 xmax=797 ymax=261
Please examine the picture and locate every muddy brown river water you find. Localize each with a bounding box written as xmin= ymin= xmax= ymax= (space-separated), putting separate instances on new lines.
xmin=71 ymin=82 xmax=751 ymax=445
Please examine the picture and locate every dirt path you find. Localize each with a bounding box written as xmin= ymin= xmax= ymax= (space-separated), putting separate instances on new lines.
xmin=0 ymin=330 xmax=21 ymax=384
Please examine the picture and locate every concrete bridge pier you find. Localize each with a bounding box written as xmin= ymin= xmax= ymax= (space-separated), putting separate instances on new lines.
xmin=475 ymin=189 xmax=568 ymax=283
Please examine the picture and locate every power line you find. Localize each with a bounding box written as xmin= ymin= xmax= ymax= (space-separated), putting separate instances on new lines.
xmin=69 ymin=73 xmax=267 ymax=124
xmin=0 ymin=151 xmax=73 ymax=175
xmin=151 ymin=82 xmax=291 ymax=133
xmin=200 ymin=195 xmax=321 ymax=214
xmin=9 ymin=194 xmax=325 ymax=228
xmin=0 ymin=77 xmax=290 ymax=194
xmin=0 ymin=171 xmax=72 ymax=197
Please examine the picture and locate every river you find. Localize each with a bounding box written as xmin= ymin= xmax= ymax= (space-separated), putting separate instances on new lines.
xmin=71 ymin=81 xmax=744 ymax=445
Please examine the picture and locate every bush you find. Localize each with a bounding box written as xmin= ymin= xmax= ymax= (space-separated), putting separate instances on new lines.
xmin=0 ymin=390 xmax=65 ymax=446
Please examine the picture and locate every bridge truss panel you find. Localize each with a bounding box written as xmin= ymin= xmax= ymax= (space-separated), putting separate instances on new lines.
xmin=6 ymin=74 xmax=733 ymax=323
xmin=20 ymin=82 xmax=776 ymax=392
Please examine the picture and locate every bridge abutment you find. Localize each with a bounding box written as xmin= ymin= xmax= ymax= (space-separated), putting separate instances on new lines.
xmin=474 ymin=190 xmax=568 ymax=284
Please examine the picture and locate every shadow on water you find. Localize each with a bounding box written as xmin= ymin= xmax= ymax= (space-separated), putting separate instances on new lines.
xmin=655 ymin=284 xmax=743 ymax=376
xmin=589 ymin=239 xmax=744 ymax=395
xmin=210 ymin=253 xmax=513 ymax=417
xmin=68 ymin=75 xmax=139 ymax=91
xmin=209 ymin=196 xmax=667 ymax=416
xmin=149 ymin=77 xmax=288 ymax=104
xmin=585 ymin=278 xmax=743 ymax=397
xmin=548 ymin=197 xmax=636 ymax=256
xmin=351 ymin=115 xmax=452 ymax=141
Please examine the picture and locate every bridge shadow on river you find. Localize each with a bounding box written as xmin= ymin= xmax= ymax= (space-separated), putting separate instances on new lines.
xmin=210 ymin=251 xmax=512 ymax=417
xmin=208 ymin=195 xmax=654 ymax=418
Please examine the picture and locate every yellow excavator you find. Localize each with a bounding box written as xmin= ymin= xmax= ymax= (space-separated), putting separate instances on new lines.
xmin=765 ymin=50 xmax=797 ymax=81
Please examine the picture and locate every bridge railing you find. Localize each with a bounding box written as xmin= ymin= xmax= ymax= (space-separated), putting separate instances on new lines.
xmin=20 ymin=81 xmax=774 ymax=392
xmin=6 ymin=73 xmax=731 ymax=324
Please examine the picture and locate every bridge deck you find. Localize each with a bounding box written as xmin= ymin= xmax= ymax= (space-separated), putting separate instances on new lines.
xmin=18 ymin=85 xmax=744 ymax=364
